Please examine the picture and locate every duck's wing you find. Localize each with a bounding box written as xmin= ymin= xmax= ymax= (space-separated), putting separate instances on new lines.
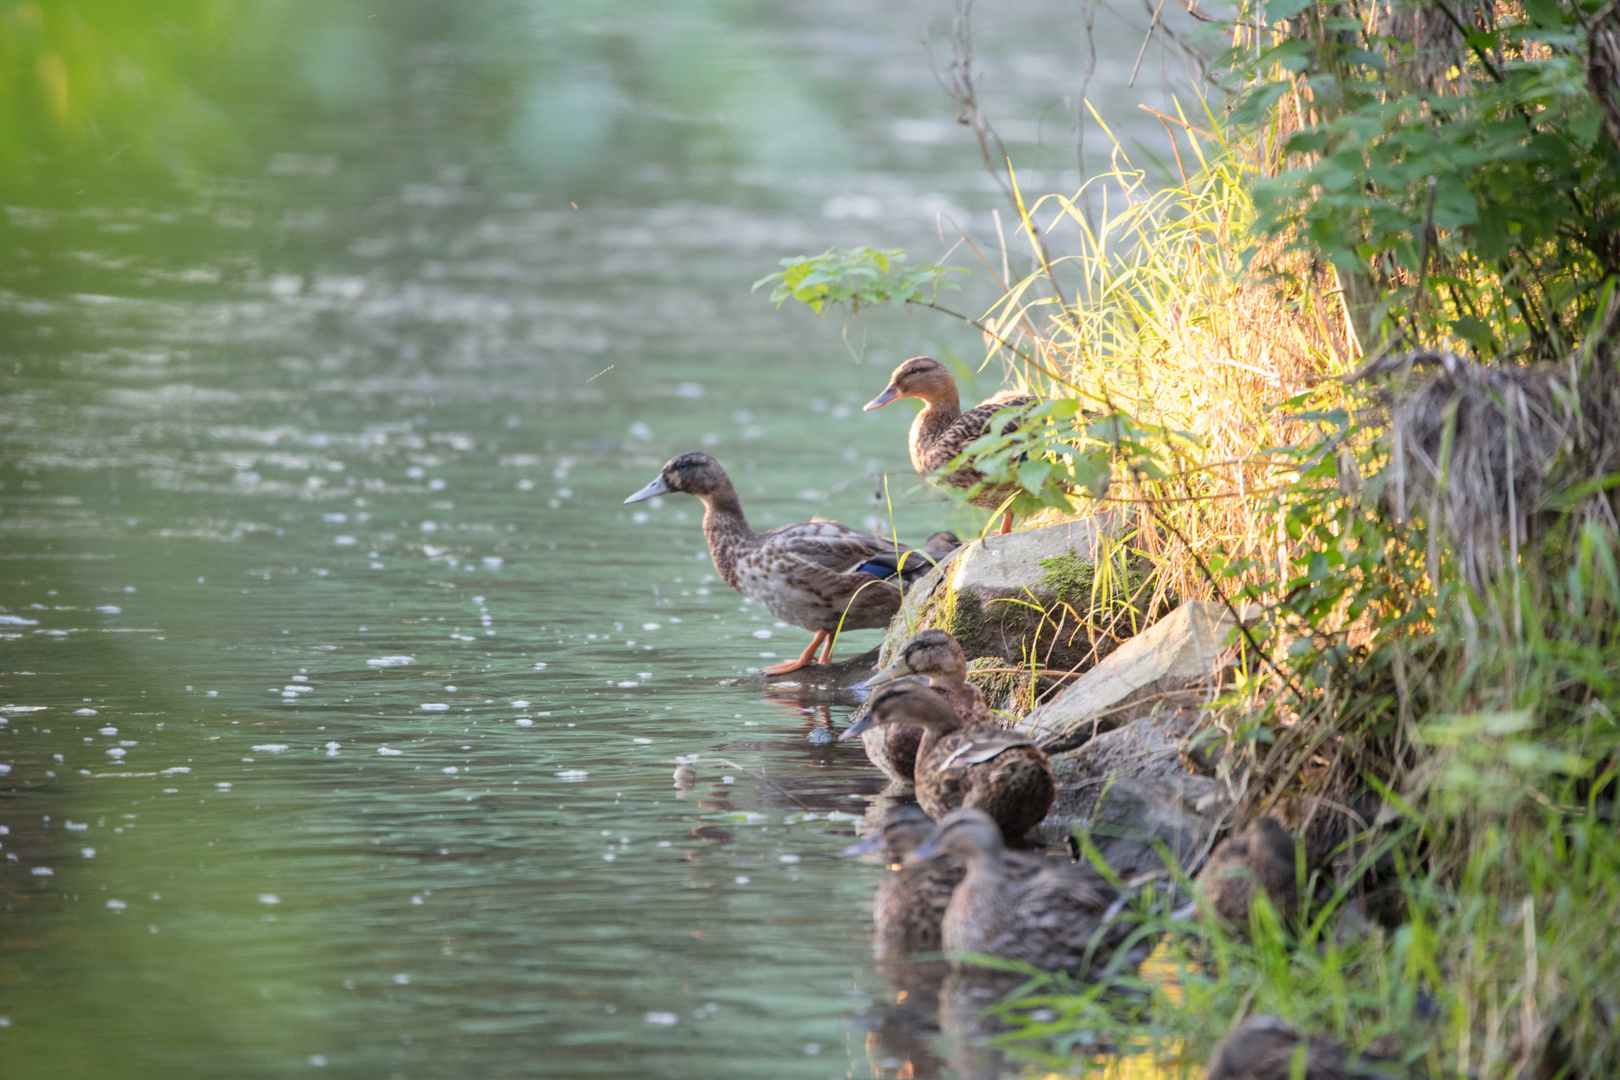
xmin=762 ymin=520 xmax=896 ymax=573
xmin=933 ymin=728 xmax=1039 ymax=770
xmin=919 ymin=395 xmax=1037 ymax=474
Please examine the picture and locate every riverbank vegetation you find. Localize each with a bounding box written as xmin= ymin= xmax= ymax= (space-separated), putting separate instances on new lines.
xmin=766 ymin=2 xmax=1620 ymax=1074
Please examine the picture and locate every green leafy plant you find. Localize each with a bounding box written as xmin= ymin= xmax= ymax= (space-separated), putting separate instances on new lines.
xmin=751 ymin=246 xmax=965 ymax=314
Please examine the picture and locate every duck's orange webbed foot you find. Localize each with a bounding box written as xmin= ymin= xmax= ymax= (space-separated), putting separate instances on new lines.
xmin=998 ymin=510 xmax=1015 ymax=535
xmin=761 ymin=629 xmax=829 ymax=676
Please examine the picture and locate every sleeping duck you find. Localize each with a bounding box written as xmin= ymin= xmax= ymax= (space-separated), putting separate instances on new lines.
xmin=625 ymin=452 xmax=956 ymax=675
xmin=863 ymin=356 xmax=1036 ymax=535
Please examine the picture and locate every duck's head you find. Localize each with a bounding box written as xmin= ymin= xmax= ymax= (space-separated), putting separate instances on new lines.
xmin=866 ymin=628 xmax=968 ymax=689
xmin=864 ymin=356 xmax=957 ymax=411
xmin=839 ymin=677 xmax=959 ymax=741
xmin=625 ymin=452 xmax=732 ymax=504
xmin=841 ymin=804 xmax=936 ymax=863
xmin=907 ymin=807 xmax=1004 ymax=862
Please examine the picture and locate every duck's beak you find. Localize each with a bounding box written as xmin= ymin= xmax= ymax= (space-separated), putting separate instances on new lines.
xmin=863 ymin=384 xmax=901 ymax=411
xmin=862 ymin=659 xmax=912 ymax=689
xmin=624 ymin=475 xmax=671 ymax=504
xmin=841 ymin=832 xmax=887 ymax=859
xmin=839 ymin=710 xmax=877 ymax=741
xmin=907 ymin=837 xmax=946 ymax=863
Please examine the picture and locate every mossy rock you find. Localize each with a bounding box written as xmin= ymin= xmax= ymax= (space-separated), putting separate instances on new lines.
xmin=879 ymin=515 xmax=1147 ymax=681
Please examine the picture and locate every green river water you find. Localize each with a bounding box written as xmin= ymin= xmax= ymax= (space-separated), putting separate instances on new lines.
xmin=0 ymin=3 xmax=1201 ymax=1076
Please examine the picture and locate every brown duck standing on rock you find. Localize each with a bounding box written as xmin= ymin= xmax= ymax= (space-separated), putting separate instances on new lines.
xmin=864 ymin=356 xmax=1036 ymax=535
xmin=842 ymin=804 xmax=1047 ymax=957
xmin=857 ymin=628 xmax=1000 ymax=784
xmin=626 ymin=453 xmax=957 ymax=675
xmin=909 ymin=808 xmax=1141 ymax=975
xmin=842 ymin=679 xmax=1053 ymax=839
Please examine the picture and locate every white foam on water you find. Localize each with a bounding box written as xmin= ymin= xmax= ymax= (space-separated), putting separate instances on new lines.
xmin=106 ymin=899 xmax=126 ymax=911
xmin=377 ymin=747 xmax=403 ymax=756
xmin=65 ymin=821 xmax=87 ymax=831
xmin=161 ymin=766 xmax=190 ymax=774
xmin=555 ymin=769 xmax=588 ymax=782
xmin=734 ymin=876 xmax=750 ymax=885
xmin=513 ymin=718 xmax=534 ymax=727
xmin=644 ymin=1012 xmax=678 ymax=1026
xmin=251 ymin=744 xmax=289 ymax=753
xmin=81 ymin=848 xmax=95 ymax=858
xmin=98 ymin=726 xmax=117 ymax=735
xmin=533 ymin=661 xmax=547 ymax=669
xmin=751 ymin=629 xmax=772 ymax=639
xmin=258 ymin=894 xmax=279 ymax=905
xmin=32 ymin=867 xmax=53 ymax=876
xmin=641 ymin=622 xmax=660 ymax=630
xmin=334 ymin=535 xmax=357 ymax=546
xmin=106 ymin=748 xmax=125 ymax=758
xmin=366 ymin=656 xmax=413 ymax=667
xmin=216 ymin=782 xmax=231 ymax=789
xmin=96 ymin=605 xmax=122 ymax=614
xmin=510 ymin=699 xmax=530 ymax=708
xmin=441 ymin=766 xmax=458 ymax=774
xmin=392 ymin=973 xmax=410 ymax=985
xmin=633 ymin=738 xmax=652 ymax=744
xmin=420 ymin=703 xmax=449 ymax=711
xmin=75 ymin=708 xmax=97 ymax=716
xmin=779 ymin=854 xmax=801 ymax=864
xmin=0 ymin=616 xmax=38 ymax=626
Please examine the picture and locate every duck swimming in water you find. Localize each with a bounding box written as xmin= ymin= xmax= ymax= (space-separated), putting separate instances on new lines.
xmin=842 ymin=679 xmax=1053 ymax=839
xmin=856 ymin=629 xmax=999 ymax=784
xmin=909 ymin=807 xmax=1141 ymax=975
xmin=864 ymin=356 xmax=1036 ymax=535
xmin=625 ymin=452 xmax=956 ymax=675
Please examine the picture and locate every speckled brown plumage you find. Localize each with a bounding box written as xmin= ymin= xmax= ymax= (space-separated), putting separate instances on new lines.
xmin=843 ymin=680 xmax=1054 ymax=840
xmin=1196 ymin=816 xmax=1299 ymax=931
xmin=626 ymin=453 xmax=953 ymax=673
xmin=858 ymin=629 xmax=1002 ymax=784
xmin=864 ymin=356 xmax=1034 ymax=511
xmin=913 ymin=808 xmax=1141 ymax=976
xmin=847 ymin=805 xmax=1047 ymax=958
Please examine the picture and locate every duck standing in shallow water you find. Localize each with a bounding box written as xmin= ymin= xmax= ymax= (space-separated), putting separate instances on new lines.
xmin=857 ymin=629 xmax=1000 ymax=784
xmin=625 ymin=452 xmax=956 ymax=675
xmin=864 ymin=356 xmax=1036 ymax=535
xmin=842 ymin=679 xmax=1053 ymax=839
xmin=909 ymin=808 xmax=1142 ymax=975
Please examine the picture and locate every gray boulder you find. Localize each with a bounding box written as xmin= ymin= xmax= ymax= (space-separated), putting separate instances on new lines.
xmin=876 ymin=515 xmax=1133 ymax=678
xmin=1015 ymin=599 xmax=1253 ymax=752
xmin=1033 ymin=708 xmax=1231 ymax=880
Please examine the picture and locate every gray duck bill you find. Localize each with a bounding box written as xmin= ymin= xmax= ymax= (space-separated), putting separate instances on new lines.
xmin=839 ymin=711 xmax=877 ymax=741
xmin=863 ymin=385 xmax=900 ymax=411
xmin=624 ymin=475 xmax=672 ymax=504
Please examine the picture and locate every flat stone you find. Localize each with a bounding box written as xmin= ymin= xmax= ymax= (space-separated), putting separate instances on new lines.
xmin=1015 ymin=599 xmax=1252 ymax=750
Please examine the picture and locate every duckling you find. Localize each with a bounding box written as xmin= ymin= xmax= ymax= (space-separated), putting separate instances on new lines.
xmin=856 ymin=629 xmax=999 ymax=784
xmin=909 ymin=807 xmax=1140 ymax=975
xmin=1195 ymin=816 xmax=1299 ymax=932
xmin=626 ymin=453 xmax=953 ymax=675
xmin=844 ymin=805 xmax=1048 ymax=957
xmin=842 ymin=679 xmax=1053 ymax=839
xmin=863 ymin=356 xmax=1036 ymax=534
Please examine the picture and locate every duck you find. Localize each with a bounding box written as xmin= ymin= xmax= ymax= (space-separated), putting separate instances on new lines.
xmin=1195 ymin=816 xmax=1299 ymax=933
xmin=843 ymin=804 xmax=1048 ymax=957
xmin=908 ymin=807 xmax=1141 ymax=975
xmin=625 ymin=453 xmax=956 ymax=674
xmin=1204 ymin=1015 xmax=1407 ymax=1080
xmin=863 ymin=356 xmax=1037 ymax=535
xmin=856 ymin=628 xmax=1000 ymax=784
xmin=841 ymin=679 xmax=1053 ymax=839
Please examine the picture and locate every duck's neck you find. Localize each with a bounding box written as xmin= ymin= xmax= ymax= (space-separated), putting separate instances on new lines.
xmin=909 ymin=394 xmax=963 ymax=471
xmin=699 ymin=486 xmax=754 ymax=591
xmin=915 ymin=716 xmax=964 ymax=765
